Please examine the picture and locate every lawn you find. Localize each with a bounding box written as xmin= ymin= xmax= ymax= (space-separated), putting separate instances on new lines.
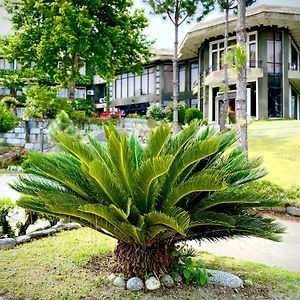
xmin=1 ymin=228 xmax=300 ymax=300
xmin=248 ymin=120 xmax=300 ymax=189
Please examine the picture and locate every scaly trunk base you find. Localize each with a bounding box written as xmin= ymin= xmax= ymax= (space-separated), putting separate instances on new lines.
xmin=114 ymin=241 xmax=175 ymax=278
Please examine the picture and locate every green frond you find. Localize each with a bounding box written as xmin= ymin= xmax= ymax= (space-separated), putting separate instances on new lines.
xmin=143 ymin=124 xmax=171 ymax=159
xmin=189 ymin=211 xmax=236 ymax=228
xmin=165 ymin=171 xmax=226 ymax=208
xmin=107 ymin=131 xmax=134 ymax=193
xmin=132 ymin=156 xmax=173 ymax=213
xmin=129 ymin=134 xmax=143 ymax=167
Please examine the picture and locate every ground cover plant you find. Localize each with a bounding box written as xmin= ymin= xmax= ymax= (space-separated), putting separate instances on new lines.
xmin=1 ymin=228 xmax=299 ymax=300
xmin=12 ymin=122 xmax=285 ymax=278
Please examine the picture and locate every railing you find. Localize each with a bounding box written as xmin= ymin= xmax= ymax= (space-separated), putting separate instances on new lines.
xmin=205 ymin=60 xmax=263 ymax=75
xmin=288 ymin=63 xmax=300 ymax=71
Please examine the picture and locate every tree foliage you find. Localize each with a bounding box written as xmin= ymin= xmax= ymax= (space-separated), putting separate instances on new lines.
xmin=2 ymin=0 xmax=152 ymax=99
xmin=13 ymin=123 xmax=284 ymax=277
xmin=0 ymin=103 xmax=18 ymax=133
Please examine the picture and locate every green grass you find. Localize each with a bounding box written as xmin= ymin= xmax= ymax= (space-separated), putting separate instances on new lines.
xmin=1 ymin=228 xmax=300 ymax=300
xmin=248 ymin=120 xmax=300 ymax=189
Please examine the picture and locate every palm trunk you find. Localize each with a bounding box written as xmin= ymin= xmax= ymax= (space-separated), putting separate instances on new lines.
xmin=114 ymin=240 xmax=175 ymax=278
xmin=173 ymin=22 xmax=179 ymax=135
xmin=219 ymin=4 xmax=229 ymax=131
xmin=236 ymin=0 xmax=248 ymax=155
xmin=68 ymin=53 xmax=79 ymax=102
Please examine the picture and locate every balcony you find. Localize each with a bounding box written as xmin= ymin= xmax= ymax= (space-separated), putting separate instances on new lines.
xmin=203 ymin=60 xmax=263 ymax=87
xmin=288 ymin=63 xmax=300 ymax=91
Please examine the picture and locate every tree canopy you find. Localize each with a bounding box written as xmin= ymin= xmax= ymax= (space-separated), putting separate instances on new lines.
xmin=2 ymin=0 xmax=152 ymax=99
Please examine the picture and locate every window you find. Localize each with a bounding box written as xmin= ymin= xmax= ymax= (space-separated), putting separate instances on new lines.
xmin=190 ymin=62 xmax=198 ymax=90
xmin=291 ymin=43 xmax=299 ymax=70
xmin=0 ymin=58 xmax=13 ymax=70
xmin=179 ymin=64 xmax=185 ymax=92
xmin=0 ymin=86 xmax=10 ymax=95
xmin=112 ymin=66 xmax=156 ymax=99
xmin=57 ymin=88 xmax=68 ymax=98
xmin=75 ymin=87 xmax=86 ymax=99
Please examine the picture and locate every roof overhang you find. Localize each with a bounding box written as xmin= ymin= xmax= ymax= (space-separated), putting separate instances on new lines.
xmin=179 ymin=5 xmax=300 ymax=60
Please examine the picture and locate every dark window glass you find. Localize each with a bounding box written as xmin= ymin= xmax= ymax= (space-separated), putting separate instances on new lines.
xmin=249 ymin=43 xmax=256 ymax=67
xmin=212 ymin=43 xmax=218 ymax=50
xmin=291 ymin=44 xmax=298 ymax=70
xmin=179 ymin=64 xmax=185 ymax=92
xmin=249 ymin=34 xmax=256 ymax=42
xmin=164 ymin=64 xmax=173 ymax=93
xmin=212 ymin=52 xmax=218 ymax=70
xmin=149 ymin=67 xmax=155 ymax=94
xmin=141 ymin=70 xmax=147 ymax=95
xmin=116 ymin=75 xmax=121 ymax=99
xmin=190 ymin=62 xmax=198 ymax=90
xmin=219 ymin=42 xmax=224 ymax=49
xmin=121 ymin=74 xmax=128 ymax=98
xmin=128 ymin=74 xmax=134 ymax=97
xmin=228 ymin=39 xmax=236 ymax=47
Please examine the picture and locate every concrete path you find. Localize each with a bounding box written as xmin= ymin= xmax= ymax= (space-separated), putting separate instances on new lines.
xmin=1 ymin=175 xmax=300 ymax=272
xmin=194 ymin=217 xmax=300 ymax=272
xmin=0 ymin=175 xmax=19 ymax=201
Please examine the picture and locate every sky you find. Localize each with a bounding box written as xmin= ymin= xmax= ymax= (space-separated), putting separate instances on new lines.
xmin=137 ymin=0 xmax=300 ymax=48
xmin=0 ymin=0 xmax=299 ymax=48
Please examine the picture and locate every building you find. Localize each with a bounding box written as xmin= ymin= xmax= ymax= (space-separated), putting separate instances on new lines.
xmin=106 ymin=4 xmax=300 ymax=121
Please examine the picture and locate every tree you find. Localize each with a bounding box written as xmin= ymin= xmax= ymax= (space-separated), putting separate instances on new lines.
xmin=145 ymin=0 xmax=214 ymax=135
xmin=214 ymin=0 xmax=256 ymax=131
xmin=236 ymin=0 xmax=248 ymax=153
xmin=2 ymin=0 xmax=152 ymax=101
xmin=13 ymin=123 xmax=284 ymax=277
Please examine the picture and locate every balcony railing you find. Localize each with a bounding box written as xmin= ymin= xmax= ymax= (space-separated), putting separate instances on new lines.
xmin=205 ymin=60 xmax=263 ymax=75
xmin=289 ymin=63 xmax=300 ymax=71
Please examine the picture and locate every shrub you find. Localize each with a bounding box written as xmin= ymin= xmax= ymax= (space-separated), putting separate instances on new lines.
xmin=0 ymin=197 xmax=15 ymax=238
xmin=165 ymin=103 xmax=186 ymax=125
xmin=13 ymin=123 xmax=284 ymax=278
xmin=71 ymin=98 xmax=95 ymax=117
xmin=146 ymin=103 xmax=165 ymax=120
xmin=70 ymin=110 xmax=87 ymax=126
xmin=185 ymin=108 xmax=203 ymax=124
xmin=0 ymin=104 xmax=18 ymax=133
xmin=1 ymin=96 xmax=17 ymax=108
xmin=48 ymin=110 xmax=79 ymax=143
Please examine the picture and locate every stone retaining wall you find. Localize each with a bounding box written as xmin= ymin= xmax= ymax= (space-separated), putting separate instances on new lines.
xmin=0 ymin=118 xmax=154 ymax=151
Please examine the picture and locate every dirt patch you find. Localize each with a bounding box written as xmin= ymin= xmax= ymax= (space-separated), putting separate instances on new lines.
xmin=85 ymin=253 xmax=117 ymax=276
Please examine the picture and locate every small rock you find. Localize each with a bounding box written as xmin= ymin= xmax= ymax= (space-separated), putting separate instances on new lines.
xmin=145 ymin=276 xmax=160 ymax=290
xmin=51 ymin=223 xmax=65 ymax=231
xmin=160 ymin=274 xmax=174 ymax=287
xmin=107 ymin=273 xmax=116 ymax=282
xmin=126 ymin=277 xmax=144 ymax=291
xmin=64 ymin=222 xmax=81 ymax=230
xmin=113 ymin=276 xmax=126 ymax=288
xmin=171 ymin=272 xmax=182 ymax=284
xmin=29 ymin=230 xmax=45 ymax=238
xmin=287 ymin=206 xmax=300 ymax=217
xmin=207 ymin=269 xmax=243 ymax=288
xmin=15 ymin=235 xmax=31 ymax=244
xmin=0 ymin=238 xmax=17 ymax=249
xmin=43 ymin=228 xmax=56 ymax=235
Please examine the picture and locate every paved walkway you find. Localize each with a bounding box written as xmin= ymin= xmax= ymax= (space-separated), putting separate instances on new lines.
xmin=1 ymin=175 xmax=300 ymax=272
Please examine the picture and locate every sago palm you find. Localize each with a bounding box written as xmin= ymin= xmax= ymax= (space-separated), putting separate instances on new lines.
xmin=13 ymin=122 xmax=284 ymax=277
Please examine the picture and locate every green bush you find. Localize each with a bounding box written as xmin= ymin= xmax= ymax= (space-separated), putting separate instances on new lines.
xmin=48 ymin=110 xmax=79 ymax=143
xmin=71 ymin=98 xmax=95 ymax=117
xmin=70 ymin=110 xmax=87 ymax=125
xmin=165 ymin=103 xmax=186 ymax=125
xmin=146 ymin=103 xmax=165 ymax=120
xmin=0 ymin=104 xmax=18 ymax=133
xmin=185 ymin=108 xmax=203 ymax=124
xmin=0 ymin=197 xmax=15 ymax=238
xmin=0 ymin=96 xmax=17 ymax=108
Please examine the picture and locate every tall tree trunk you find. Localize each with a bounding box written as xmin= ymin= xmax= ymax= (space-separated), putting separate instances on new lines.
xmin=219 ymin=3 xmax=230 ymax=131
xmin=236 ymin=0 xmax=248 ymax=155
xmin=173 ymin=22 xmax=179 ymax=135
xmin=68 ymin=53 xmax=79 ymax=102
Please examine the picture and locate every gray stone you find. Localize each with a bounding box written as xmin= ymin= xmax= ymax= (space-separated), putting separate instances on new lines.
xmin=171 ymin=272 xmax=183 ymax=283
xmin=30 ymin=128 xmax=40 ymax=134
xmin=43 ymin=228 xmax=56 ymax=235
xmin=0 ymin=238 xmax=17 ymax=249
xmin=25 ymin=143 xmax=34 ymax=150
xmin=15 ymin=235 xmax=31 ymax=244
xmin=107 ymin=273 xmax=116 ymax=282
xmin=113 ymin=276 xmax=126 ymax=288
xmin=287 ymin=206 xmax=300 ymax=217
xmin=29 ymin=230 xmax=45 ymax=239
xmin=126 ymin=277 xmax=144 ymax=291
xmin=64 ymin=222 xmax=81 ymax=230
xmin=145 ymin=276 xmax=160 ymax=290
xmin=160 ymin=274 xmax=174 ymax=287
xmin=51 ymin=223 xmax=65 ymax=231
xmin=207 ymin=269 xmax=243 ymax=288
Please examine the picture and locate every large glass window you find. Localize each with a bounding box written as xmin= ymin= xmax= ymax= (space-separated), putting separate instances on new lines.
xmin=164 ymin=64 xmax=173 ymax=94
xmin=190 ymin=62 xmax=198 ymax=90
xmin=112 ymin=66 xmax=155 ymax=99
xmin=0 ymin=59 xmax=13 ymax=70
xmin=179 ymin=64 xmax=185 ymax=92
xmin=267 ymin=31 xmax=283 ymax=118
xmin=291 ymin=43 xmax=299 ymax=70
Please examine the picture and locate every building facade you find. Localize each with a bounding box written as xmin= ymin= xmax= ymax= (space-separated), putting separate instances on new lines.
xmin=179 ymin=4 xmax=300 ymax=123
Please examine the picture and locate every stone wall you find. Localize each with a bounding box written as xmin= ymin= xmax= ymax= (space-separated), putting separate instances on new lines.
xmin=0 ymin=118 xmax=156 ymax=150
